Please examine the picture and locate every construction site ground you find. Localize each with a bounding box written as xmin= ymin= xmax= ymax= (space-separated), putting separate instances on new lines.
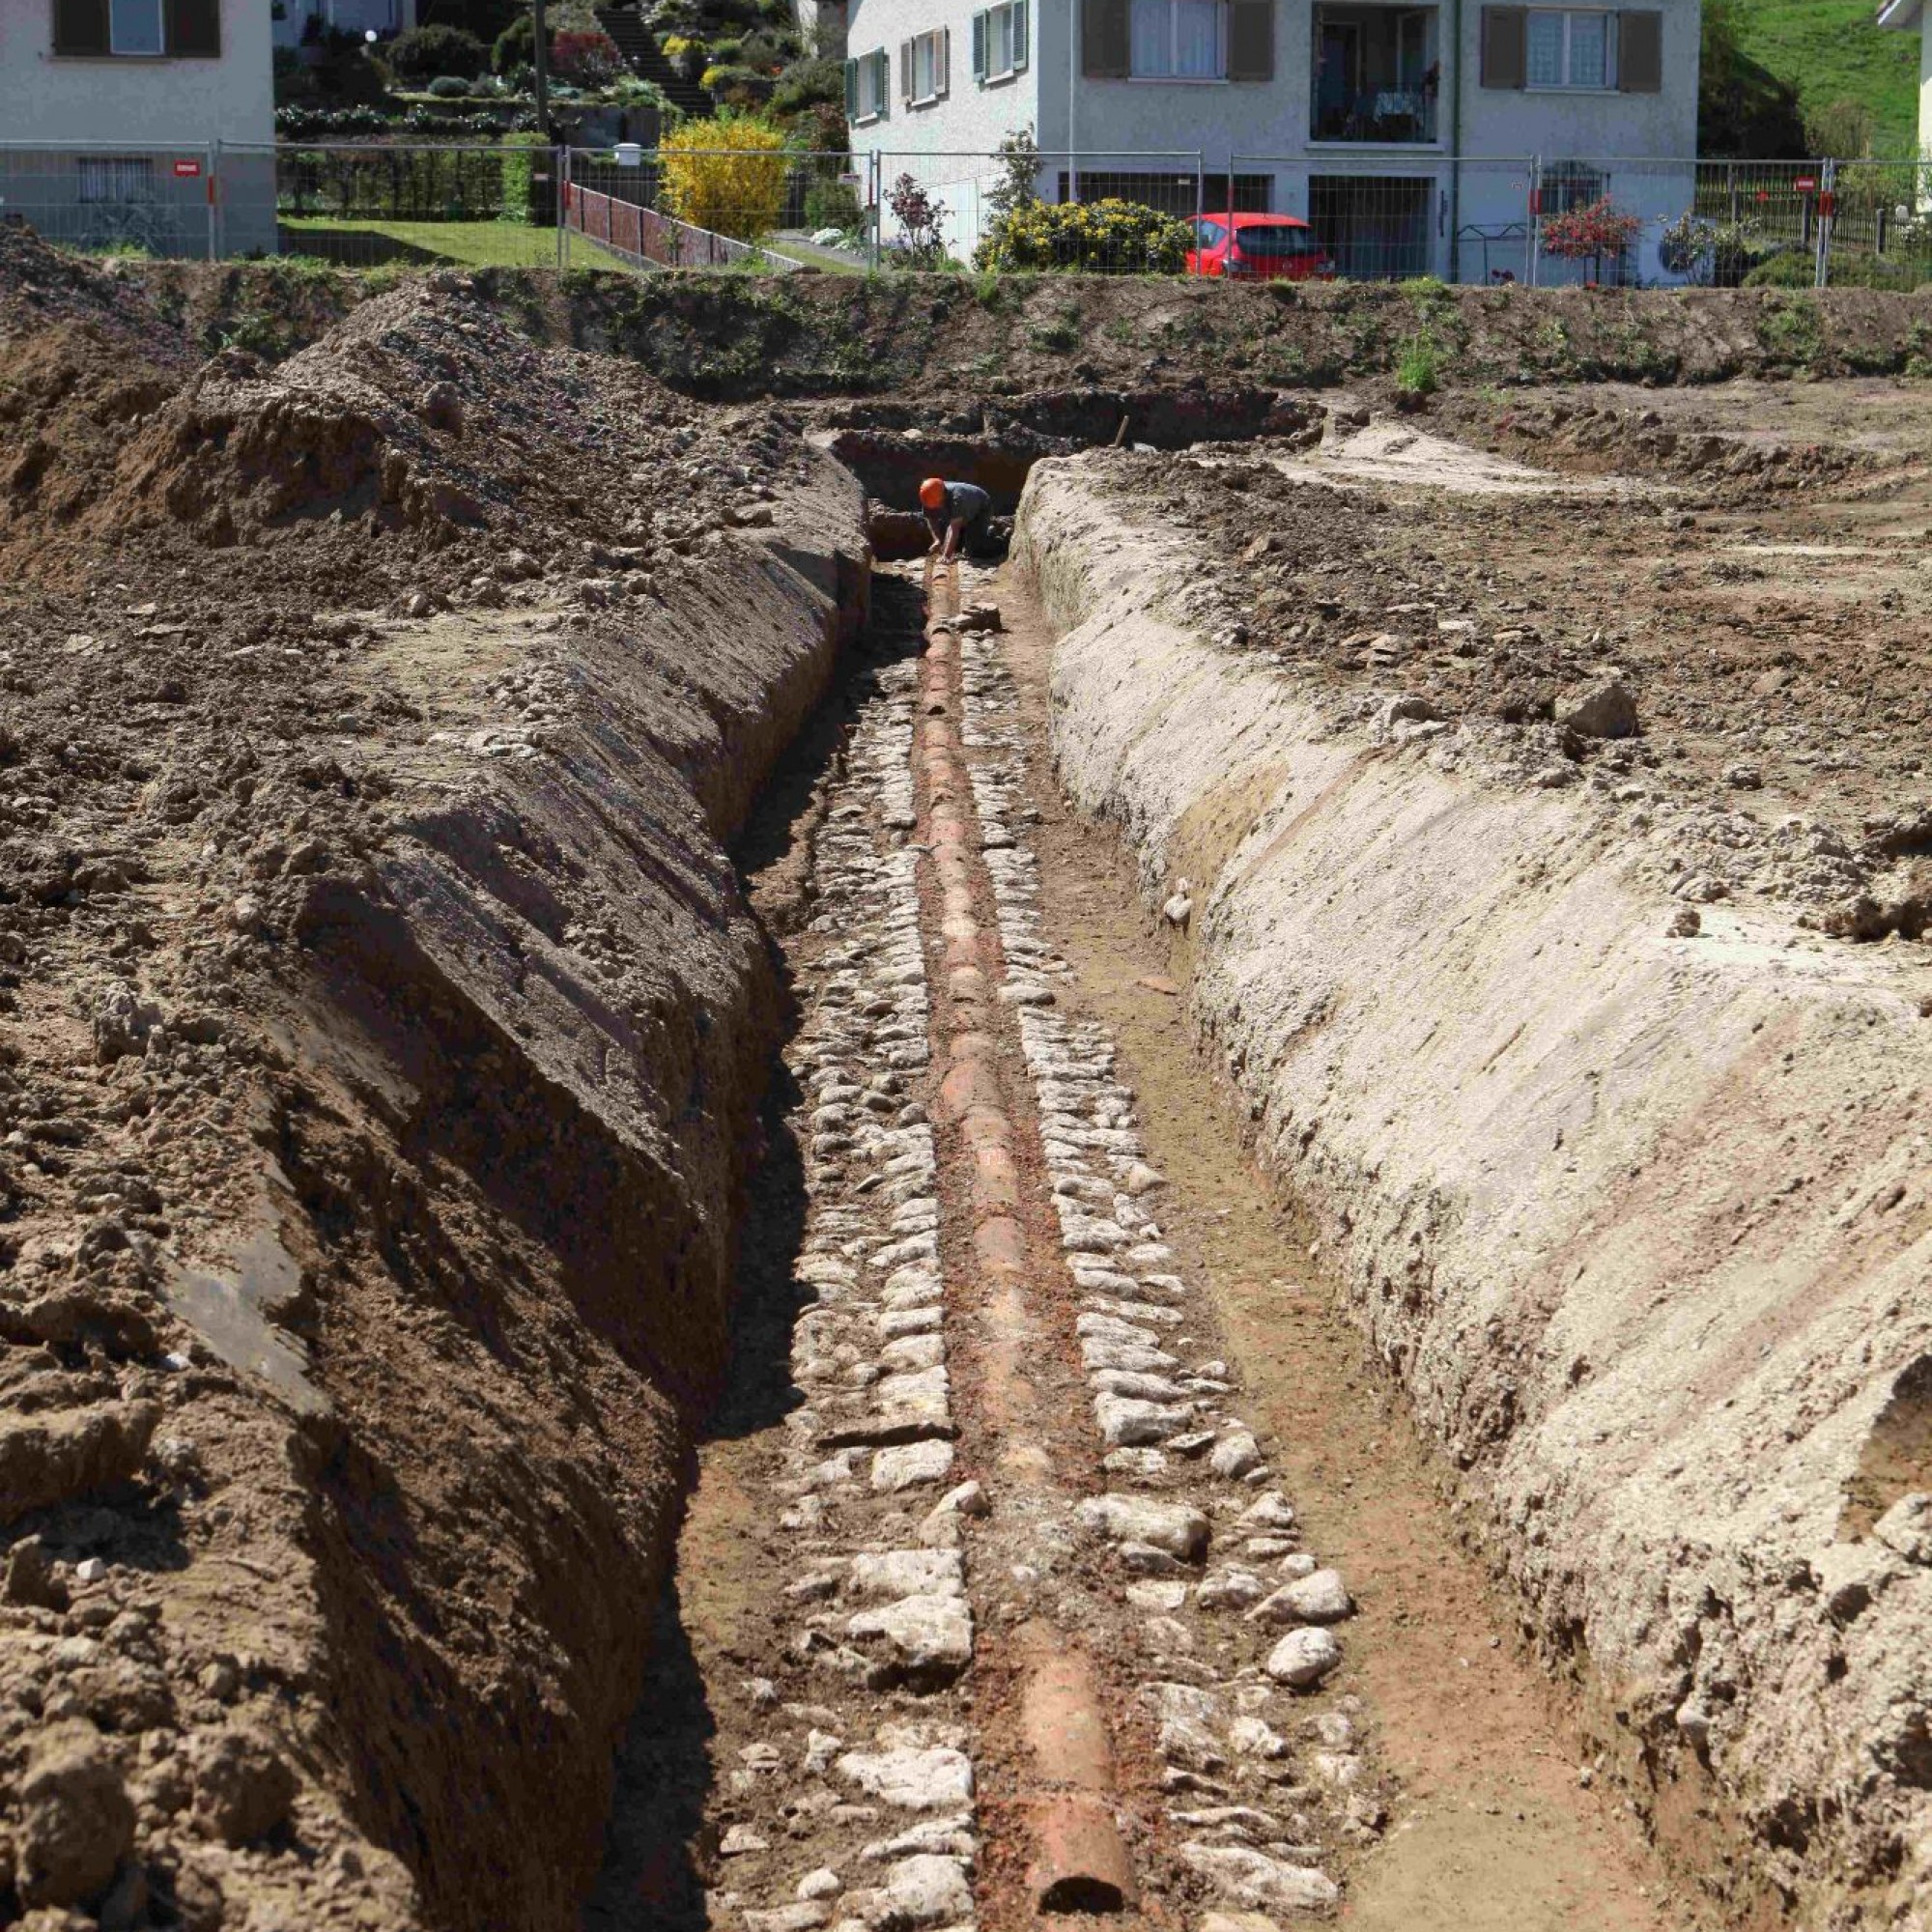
xmin=0 ymin=231 xmax=1927 ymax=1932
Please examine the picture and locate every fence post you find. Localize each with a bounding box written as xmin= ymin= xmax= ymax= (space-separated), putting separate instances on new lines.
xmin=1815 ymin=155 xmax=1835 ymax=289
xmin=1194 ymin=149 xmax=1204 ymax=281
xmin=207 ymin=140 xmax=219 ymax=261
xmin=556 ymin=146 xmax=568 ymax=271
xmin=1526 ymin=156 xmax=1541 ymax=287
xmin=868 ymin=150 xmax=881 ymax=271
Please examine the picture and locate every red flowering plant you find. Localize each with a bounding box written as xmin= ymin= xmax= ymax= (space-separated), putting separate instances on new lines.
xmin=550 ymin=29 xmax=622 ymax=88
xmin=1540 ymin=196 xmax=1642 ymax=285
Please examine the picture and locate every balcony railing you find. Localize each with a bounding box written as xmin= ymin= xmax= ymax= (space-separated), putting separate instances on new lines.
xmin=1311 ymin=87 xmax=1439 ymax=144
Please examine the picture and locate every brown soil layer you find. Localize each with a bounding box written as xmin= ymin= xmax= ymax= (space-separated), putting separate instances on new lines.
xmin=96 ymin=254 xmax=1932 ymax=401
xmin=0 ymin=225 xmax=867 ymax=1930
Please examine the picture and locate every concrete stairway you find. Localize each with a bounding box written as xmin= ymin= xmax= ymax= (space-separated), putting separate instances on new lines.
xmin=594 ymin=7 xmax=715 ymax=118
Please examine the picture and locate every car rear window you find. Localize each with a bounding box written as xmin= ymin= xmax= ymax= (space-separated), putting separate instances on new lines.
xmin=1234 ymin=226 xmax=1321 ymax=258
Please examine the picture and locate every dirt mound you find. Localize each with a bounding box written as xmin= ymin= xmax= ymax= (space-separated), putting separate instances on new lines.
xmin=0 ymin=227 xmax=194 ymax=570
xmin=0 ymin=256 xmax=869 ymax=1932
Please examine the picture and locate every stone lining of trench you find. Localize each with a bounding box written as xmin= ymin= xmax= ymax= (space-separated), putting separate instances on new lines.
xmin=682 ymin=562 xmax=1388 ymax=1932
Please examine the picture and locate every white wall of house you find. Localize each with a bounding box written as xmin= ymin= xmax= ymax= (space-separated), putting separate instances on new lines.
xmin=3 ymin=0 xmax=274 ymax=142
xmin=0 ymin=0 xmax=276 ymax=254
xmin=847 ymin=0 xmax=1699 ymax=273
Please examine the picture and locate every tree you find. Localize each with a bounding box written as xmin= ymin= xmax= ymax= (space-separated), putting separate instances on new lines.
xmin=659 ymin=111 xmax=788 ymax=240
xmin=385 ymin=22 xmax=488 ymax=80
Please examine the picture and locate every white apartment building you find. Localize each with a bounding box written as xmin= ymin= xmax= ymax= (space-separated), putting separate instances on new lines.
xmin=843 ymin=0 xmax=1701 ymax=280
xmin=0 ymin=0 xmax=277 ymax=254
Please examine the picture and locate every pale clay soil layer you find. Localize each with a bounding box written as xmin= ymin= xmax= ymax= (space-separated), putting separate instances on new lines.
xmin=1 ymin=224 xmax=1929 ymax=1932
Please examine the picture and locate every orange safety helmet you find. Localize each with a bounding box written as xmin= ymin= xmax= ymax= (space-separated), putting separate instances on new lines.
xmin=919 ymin=476 xmax=947 ymax=510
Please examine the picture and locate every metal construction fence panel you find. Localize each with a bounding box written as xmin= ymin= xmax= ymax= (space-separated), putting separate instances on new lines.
xmin=2 ymin=139 xmax=1927 ymax=290
xmin=0 ymin=142 xmax=220 ymax=261
xmin=564 ymin=147 xmax=835 ymax=270
xmin=872 ymin=149 xmax=1208 ymax=271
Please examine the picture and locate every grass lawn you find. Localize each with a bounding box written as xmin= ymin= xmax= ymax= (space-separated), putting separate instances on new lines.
xmin=278 ymin=216 xmax=634 ymax=270
xmin=1732 ymin=0 xmax=1922 ymax=154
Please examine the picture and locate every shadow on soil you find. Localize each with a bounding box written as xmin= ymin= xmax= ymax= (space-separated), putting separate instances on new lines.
xmin=582 ymin=572 xmax=931 ymax=1928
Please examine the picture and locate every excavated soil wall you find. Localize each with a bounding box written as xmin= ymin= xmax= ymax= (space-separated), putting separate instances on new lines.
xmin=1015 ymin=458 xmax=1932 ymax=1927
xmin=0 ymin=235 xmax=874 ymax=1932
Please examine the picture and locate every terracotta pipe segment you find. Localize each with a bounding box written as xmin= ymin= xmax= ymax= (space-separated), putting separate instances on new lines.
xmin=909 ymin=573 xmax=1138 ymax=1919
xmin=1015 ymin=1625 xmax=1137 ymax=1914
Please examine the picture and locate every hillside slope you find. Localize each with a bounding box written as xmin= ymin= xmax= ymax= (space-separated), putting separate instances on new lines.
xmin=1734 ymin=0 xmax=1920 ymax=155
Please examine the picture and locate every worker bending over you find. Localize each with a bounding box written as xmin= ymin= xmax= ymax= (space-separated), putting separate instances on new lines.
xmin=921 ymin=476 xmax=993 ymax=561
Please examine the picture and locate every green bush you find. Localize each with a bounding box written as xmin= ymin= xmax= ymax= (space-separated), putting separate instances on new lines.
xmin=805 ymin=178 xmax=862 ymax=231
xmin=1396 ymin=332 xmax=1442 ymax=394
xmin=703 ymin=62 xmax=775 ymax=103
xmin=493 ymin=13 xmax=534 ymax=74
xmin=975 ymin=197 xmax=1191 ymax=275
xmin=772 ymin=55 xmax=842 ymax=115
xmin=387 ymin=22 xmax=487 ymax=80
xmin=499 ymin=129 xmax=552 ymax=226
xmin=427 ymin=73 xmax=472 ymax=97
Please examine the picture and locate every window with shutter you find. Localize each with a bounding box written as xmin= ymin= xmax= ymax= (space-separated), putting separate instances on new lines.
xmin=1227 ymin=0 xmax=1270 ymax=80
xmin=109 ymin=0 xmax=162 ymax=53
xmin=1082 ymin=0 xmax=1131 ymax=76
xmin=1523 ymin=9 xmax=1616 ymax=87
xmin=1618 ymin=10 xmax=1662 ymax=91
xmin=51 ymin=0 xmax=111 ymax=54
xmin=1128 ymin=0 xmax=1227 ymax=77
xmin=166 ymin=0 xmax=220 ymax=56
xmin=975 ymin=1 xmax=1027 ymax=82
xmin=907 ymin=26 xmax=948 ymax=101
xmin=850 ymin=46 xmax=889 ymax=121
xmin=1480 ymin=6 xmax=1526 ymax=87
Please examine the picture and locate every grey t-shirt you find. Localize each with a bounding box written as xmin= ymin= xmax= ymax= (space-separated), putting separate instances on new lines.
xmin=927 ymin=481 xmax=990 ymax=533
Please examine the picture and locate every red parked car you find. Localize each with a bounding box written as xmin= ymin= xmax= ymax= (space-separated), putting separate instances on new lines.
xmin=1186 ymin=213 xmax=1335 ymax=281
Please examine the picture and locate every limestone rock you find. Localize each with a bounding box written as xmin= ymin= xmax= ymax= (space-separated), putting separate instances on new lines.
xmin=834 ymin=1747 xmax=975 ymax=1811
xmin=1078 ymin=1493 xmax=1210 ymax=1561
xmin=847 ymin=1594 xmax=973 ymax=1687
xmin=1552 ymin=673 xmax=1637 ymax=740
xmin=1265 ymin=1628 xmax=1343 ymax=1689
xmin=1181 ymin=1843 xmax=1339 ymax=1913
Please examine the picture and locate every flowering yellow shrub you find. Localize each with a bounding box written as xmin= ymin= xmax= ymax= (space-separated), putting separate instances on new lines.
xmin=975 ymin=198 xmax=1191 ymax=274
xmin=659 ymin=112 xmax=788 ymax=241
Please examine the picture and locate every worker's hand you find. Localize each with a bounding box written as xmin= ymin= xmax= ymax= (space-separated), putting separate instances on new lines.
xmin=927 ymin=537 xmax=943 ymax=555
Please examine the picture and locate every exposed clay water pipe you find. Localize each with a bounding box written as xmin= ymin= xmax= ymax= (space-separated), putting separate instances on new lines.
xmin=914 ymin=554 xmax=1137 ymax=1916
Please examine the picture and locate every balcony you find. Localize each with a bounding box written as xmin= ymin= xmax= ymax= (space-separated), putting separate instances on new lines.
xmin=1311 ymin=4 xmax=1440 ymax=145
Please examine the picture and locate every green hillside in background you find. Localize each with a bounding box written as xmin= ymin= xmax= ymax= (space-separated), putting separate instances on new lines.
xmin=1725 ymin=0 xmax=1921 ymax=156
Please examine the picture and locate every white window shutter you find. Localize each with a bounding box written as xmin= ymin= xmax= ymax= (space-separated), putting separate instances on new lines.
xmin=1013 ymin=0 xmax=1030 ymax=71
xmin=900 ymin=37 xmax=914 ymax=102
xmin=973 ymin=9 xmax=988 ymax=80
xmin=941 ymin=25 xmax=951 ymax=94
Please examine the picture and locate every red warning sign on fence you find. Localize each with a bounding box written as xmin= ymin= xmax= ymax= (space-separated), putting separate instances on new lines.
xmin=1795 ymin=176 xmax=1817 ymax=193
xmin=172 ymin=159 xmax=202 ymax=178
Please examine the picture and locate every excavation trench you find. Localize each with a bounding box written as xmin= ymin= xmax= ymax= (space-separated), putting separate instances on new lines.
xmin=584 ymin=462 xmax=1709 ymax=1932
